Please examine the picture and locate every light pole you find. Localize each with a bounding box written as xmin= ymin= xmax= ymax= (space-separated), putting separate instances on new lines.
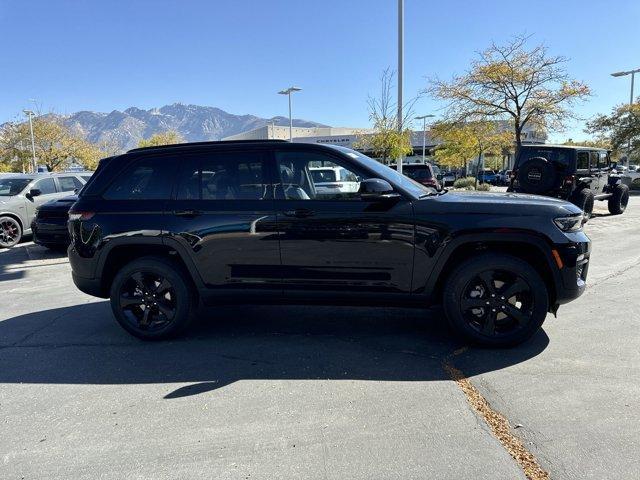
xmin=278 ymin=87 xmax=302 ymax=141
xmin=397 ymin=0 xmax=404 ymax=174
xmin=611 ymin=68 xmax=640 ymax=169
xmin=23 ymin=110 xmax=37 ymax=173
xmin=415 ymin=115 xmax=435 ymax=163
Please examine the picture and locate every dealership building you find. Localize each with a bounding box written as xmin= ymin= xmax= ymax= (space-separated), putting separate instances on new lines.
xmin=222 ymin=123 xmax=547 ymax=168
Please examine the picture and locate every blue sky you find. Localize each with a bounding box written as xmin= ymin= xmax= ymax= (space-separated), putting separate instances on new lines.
xmin=1 ymin=0 xmax=639 ymax=141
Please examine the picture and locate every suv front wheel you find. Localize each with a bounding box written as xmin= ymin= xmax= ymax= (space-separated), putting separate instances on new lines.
xmin=608 ymin=184 xmax=629 ymax=215
xmin=443 ymin=253 xmax=549 ymax=347
xmin=109 ymin=256 xmax=196 ymax=340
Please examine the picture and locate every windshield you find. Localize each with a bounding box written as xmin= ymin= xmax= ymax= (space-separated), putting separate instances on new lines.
xmin=326 ymin=146 xmax=432 ymax=197
xmin=0 ymin=178 xmax=31 ymax=196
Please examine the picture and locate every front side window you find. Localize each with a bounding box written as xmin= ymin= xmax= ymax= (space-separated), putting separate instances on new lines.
xmin=58 ymin=176 xmax=84 ymax=192
xmin=33 ymin=178 xmax=57 ymax=195
xmin=104 ymin=158 xmax=177 ymax=200
xmin=275 ymin=151 xmax=367 ymax=200
xmin=176 ymin=152 xmax=268 ymax=201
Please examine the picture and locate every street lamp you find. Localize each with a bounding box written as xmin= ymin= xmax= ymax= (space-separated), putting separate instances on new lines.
xmin=23 ymin=110 xmax=37 ymax=173
xmin=415 ymin=115 xmax=435 ymax=163
xmin=278 ymin=87 xmax=302 ymax=141
xmin=397 ymin=0 xmax=404 ymax=173
xmin=611 ymin=67 xmax=640 ymax=168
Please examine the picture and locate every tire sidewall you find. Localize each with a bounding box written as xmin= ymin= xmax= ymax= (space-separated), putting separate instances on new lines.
xmin=443 ymin=254 xmax=549 ymax=347
xmin=0 ymin=216 xmax=22 ymax=248
xmin=109 ymin=257 xmax=194 ymax=340
xmin=608 ymin=184 xmax=629 ymax=215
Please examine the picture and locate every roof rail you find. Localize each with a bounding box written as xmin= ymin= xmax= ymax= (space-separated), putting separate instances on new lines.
xmin=127 ymin=139 xmax=288 ymax=153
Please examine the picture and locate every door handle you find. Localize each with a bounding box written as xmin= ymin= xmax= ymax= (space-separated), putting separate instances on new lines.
xmin=173 ymin=209 xmax=202 ymax=218
xmin=283 ymin=209 xmax=314 ymax=218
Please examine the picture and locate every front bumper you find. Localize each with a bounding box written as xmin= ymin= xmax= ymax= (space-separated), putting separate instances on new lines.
xmin=553 ymin=235 xmax=591 ymax=305
xmin=31 ymin=219 xmax=70 ymax=246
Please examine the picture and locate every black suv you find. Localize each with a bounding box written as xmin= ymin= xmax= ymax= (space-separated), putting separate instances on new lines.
xmin=509 ymin=145 xmax=630 ymax=217
xmin=68 ymin=141 xmax=590 ymax=347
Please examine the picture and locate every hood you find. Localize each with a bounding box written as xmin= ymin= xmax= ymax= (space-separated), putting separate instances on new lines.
xmin=37 ymin=195 xmax=78 ymax=211
xmin=418 ymin=191 xmax=582 ymax=217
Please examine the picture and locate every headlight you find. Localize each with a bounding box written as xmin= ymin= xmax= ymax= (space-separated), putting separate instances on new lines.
xmin=553 ymin=214 xmax=583 ymax=232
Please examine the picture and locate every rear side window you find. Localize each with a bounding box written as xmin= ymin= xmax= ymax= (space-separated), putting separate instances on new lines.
xmin=176 ymin=152 xmax=268 ymax=200
xmin=58 ymin=176 xmax=84 ymax=192
xmin=598 ymin=152 xmax=609 ymax=169
xmin=104 ymin=158 xmax=178 ymax=200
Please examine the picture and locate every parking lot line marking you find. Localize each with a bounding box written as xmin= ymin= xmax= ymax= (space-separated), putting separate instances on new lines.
xmin=443 ymin=358 xmax=550 ymax=480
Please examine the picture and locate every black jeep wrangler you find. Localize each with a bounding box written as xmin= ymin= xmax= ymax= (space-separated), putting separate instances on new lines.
xmin=508 ymin=145 xmax=630 ymax=218
xmin=68 ymin=140 xmax=591 ymax=347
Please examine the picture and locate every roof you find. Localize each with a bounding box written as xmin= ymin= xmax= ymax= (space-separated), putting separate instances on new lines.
xmin=521 ymin=144 xmax=609 ymax=151
xmin=127 ymin=139 xmax=288 ymax=153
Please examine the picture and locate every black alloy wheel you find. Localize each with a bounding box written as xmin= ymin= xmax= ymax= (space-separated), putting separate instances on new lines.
xmin=443 ymin=254 xmax=549 ymax=347
xmin=110 ymin=256 xmax=196 ymax=340
xmin=0 ymin=216 xmax=22 ymax=248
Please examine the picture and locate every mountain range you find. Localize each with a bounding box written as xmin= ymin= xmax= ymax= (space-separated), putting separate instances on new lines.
xmin=59 ymin=103 xmax=327 ymax=152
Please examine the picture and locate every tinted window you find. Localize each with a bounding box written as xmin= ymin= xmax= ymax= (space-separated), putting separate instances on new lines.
xmin=590 ymin=152 xmax=599 ymax=170
xmin=104 ymin=158 xmax=177 ymax=200
xmin=517 ymin=148 xmax=574 ymax=167
xmin=81 ymin=175 xmax=92 ymax=182
xmin=176 ymin=152 xmax=268 ymax=200
xmin=598 ymin=152 xmax=609 ymax=169
xmin=276 ymin=150 xmax=368 ymax=200
xmin=577 ymin=152 xmax=590 ymax=170
xmin=404 ymin=166 xmax=433 ymax=180
xmin=58 ymin=176 xmax=83 ymax=192
xmin=0 ymin=178 xmax=30 ymax=196
xmin=33 ymin=178 xmax=56 ymax=195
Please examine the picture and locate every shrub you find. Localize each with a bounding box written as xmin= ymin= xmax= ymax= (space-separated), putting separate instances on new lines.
xmin=453 ymin=177 xmax=476 ymax=189
xmin=476 ymin=183 xmax=491 ymax=191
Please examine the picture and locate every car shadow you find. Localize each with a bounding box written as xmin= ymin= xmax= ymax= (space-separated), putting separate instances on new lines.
xmin=0 ymin=241 xmax=67 ymax=282
xmin=0 ymin=301 xmax=549 ymax=399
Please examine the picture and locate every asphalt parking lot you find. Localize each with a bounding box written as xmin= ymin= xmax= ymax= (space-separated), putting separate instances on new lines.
xmin=1 ymin=196 xmax=638 ymax=479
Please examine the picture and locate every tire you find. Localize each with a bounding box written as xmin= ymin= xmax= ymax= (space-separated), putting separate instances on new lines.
xmin=443 ymin=253 xmax=549 ymax=347
xmin=607 ymin=184 xmax=629 ymax=215
xmin=517 ymin=157 xmax=558 ymax=194
xmin=571 ymin=188 xmax=595 ymax=220
xmin=109 ymin=256 xmax=197 ymax=340
xmin=0 ymin=216 xmax=22 ymax=249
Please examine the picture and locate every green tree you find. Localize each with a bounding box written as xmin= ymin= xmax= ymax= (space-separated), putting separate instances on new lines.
xmin=137 ymin=131 xmax=184 ymax=148
xmin=0 ymin=116 xmax=104 ymax=172
xmin=431 ymin=120 xmax=512 ymax=187
xmin=356 ymin=68 xmax=416 ymax=163
xmin=586 ymin=102 xmax=640 ymax=161
xmin=429 ymin=35 xmax=590 ymax=151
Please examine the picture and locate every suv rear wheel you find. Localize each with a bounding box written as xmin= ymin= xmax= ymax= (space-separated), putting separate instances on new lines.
xmin=443 ymin=253 xmax=549 ymax=347
xmin=571 ymin=188 xmax=595 ymax=220
xmin=109 ymin=256 xmax=196 ymax=340
xmin=607 ymin=184 xmax=629 ymax=215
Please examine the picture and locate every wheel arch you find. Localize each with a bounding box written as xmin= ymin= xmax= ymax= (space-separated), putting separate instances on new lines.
xmin=0 ymin=212 xmax=25 ymax=231
xmin=424 ymin=232 xmax=561 ymax=309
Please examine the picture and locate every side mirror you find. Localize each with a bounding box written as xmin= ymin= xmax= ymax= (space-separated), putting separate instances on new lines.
xmin=358 ymin=178 xmax=400 ymax=201
xmin=26 ymin=188 xmax=42 ymax=199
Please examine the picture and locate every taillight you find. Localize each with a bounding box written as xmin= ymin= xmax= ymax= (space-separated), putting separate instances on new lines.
xmin=509 ymin=171 xmax=517 ymax=180
xmin=563 ymin=175 xmax=575 ymax=186
xmin=68 ymin=211 xmax=95 ymax=221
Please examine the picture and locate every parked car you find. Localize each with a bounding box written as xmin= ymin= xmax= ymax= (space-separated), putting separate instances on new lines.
xmin=495 ymin=169 xmax=512 ymax=186
xmin=0 ymin=172 xmax=92 ymax=248
xmin=477 ymin=169 xmax=499 ymax=184
xmin=31 ymin=195 xmax=78 ymax=249
xmin=441 ymin=171 xmax=456 ymax=187
xmin=397 ymin=163 xmax=441 ymax=190
xmin=68 ymin=140 xmax=590 ymax=347
xmin=308 ymin=166 xmax=361 ymax=199
xmin=508 ymin=145 xmax=629 ymax=218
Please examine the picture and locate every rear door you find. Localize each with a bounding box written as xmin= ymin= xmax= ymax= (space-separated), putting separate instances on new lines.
xmin=164 ymin=148 xmax=280 ymax=298
xmin=589 ymin=151 xmax=603 ymax=194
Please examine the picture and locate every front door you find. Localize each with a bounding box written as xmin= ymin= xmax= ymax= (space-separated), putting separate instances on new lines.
xmin=164 ymin=149 xmax=280 ymax=298
xmin=24 ymin=177 xmax=59 ymax=223
xmin=273 ymin=149 xmax=415 ymax=301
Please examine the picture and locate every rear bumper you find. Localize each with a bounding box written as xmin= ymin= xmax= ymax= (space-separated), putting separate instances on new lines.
xmin=31 ymin=220 xmax=70 ymax=246
xmin=71 ymin=272 xmax=105 ymax=298
xmin=68 ymin=245 xmax=107 ymax=297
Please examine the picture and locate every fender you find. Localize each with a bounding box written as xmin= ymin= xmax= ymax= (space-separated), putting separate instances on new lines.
xmin=416 ymin=230 xmax=562 ymax=302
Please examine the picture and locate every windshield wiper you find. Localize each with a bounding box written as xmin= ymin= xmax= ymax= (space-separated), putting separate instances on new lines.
xmin=419 ymin=188 xmax=448 ymax=198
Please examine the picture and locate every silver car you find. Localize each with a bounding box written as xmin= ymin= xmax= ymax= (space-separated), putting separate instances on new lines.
xmin=0 ymin=172 xmax=92 ymax=248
